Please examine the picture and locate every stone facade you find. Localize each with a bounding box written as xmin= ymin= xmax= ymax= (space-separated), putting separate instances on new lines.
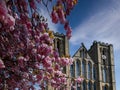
xmin=53 ymin=33 xmax=116 ymax=90
xmin=71 ymin=41 xmax=116 ymax=90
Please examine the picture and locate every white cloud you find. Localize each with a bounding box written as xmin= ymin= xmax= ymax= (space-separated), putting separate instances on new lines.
xmin=70 ymin=1 xmax=120 ymax=51
xmin=70 ymin=1 xmax=120 ymax=90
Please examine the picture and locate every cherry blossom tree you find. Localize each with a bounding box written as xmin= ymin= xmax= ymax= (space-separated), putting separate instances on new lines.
xmin=0 ymin=0 xmax=82 ymax=89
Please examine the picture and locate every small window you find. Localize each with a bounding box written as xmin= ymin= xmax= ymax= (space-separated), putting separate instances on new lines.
xmin=57 ymin=40 xmax=60 ymax=56
xmin=102 ymin=48 xmax=106 ymax=55
xmin=103 ymin=68 xmax=107 ymax=82
xmin=94 ymin=83 xmax=96 ymax=90
xmin=93 ymin=66 xmax=96 ymax=80
xmin=82 ymin=81 xmax=86 ymax=90
xmin=70 ymin=63 xmax=75 ymax=77
xmin=82 ymin=61 xmax=86 ymax=77
xmin=88 ymin=62 xmax=91 ymax=79
xmin=103 ymin=85 xmax=108 ymax=90
xmin=88 ymin=82 xmax=91 ymax=90
xmin=76 ymin=60 xmax=80 ymax=77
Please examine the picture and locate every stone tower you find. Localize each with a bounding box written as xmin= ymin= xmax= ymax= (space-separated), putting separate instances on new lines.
xmin=88 ymin=41 xmax=116 ymax=90
xmin=54 ymin=32 xmax=70 ymax=75
xmin=54 ymin=32 xmax=69 ymax=57
xmin=48 ymin=32 xmax=71 ymax=90
xmin=54 ymin=32 xmax=71 ymax=86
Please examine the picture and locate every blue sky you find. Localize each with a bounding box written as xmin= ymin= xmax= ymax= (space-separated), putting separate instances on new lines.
xmin=68 ymin=0 xmax=120 ymax=90
xmin=40 ymin=0 xmax=120 ymax=90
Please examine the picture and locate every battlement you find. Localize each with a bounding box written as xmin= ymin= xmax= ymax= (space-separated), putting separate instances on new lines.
xmin=89 ymin=40 xmax=113 ymax=51
xmin=93 ymin=40 xmax=113 ymax=46
xmin=53 ymin=32 xmax=65 ymax=37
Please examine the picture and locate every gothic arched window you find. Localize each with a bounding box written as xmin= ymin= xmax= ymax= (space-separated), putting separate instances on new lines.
xmin=103 ymin=85 xmax=108 ymax=90
xmin=57 ymin=39 xmax=60 ymax=55
xmin=70 ymin=63 xmax=75 ymax=77
xmin=103 ymin=68 xmax=107 ymax=82
xmin=76 ymin=60 xmax=80 ymax=77
xmin=94 ymin=83 xmax=96 ymax=90
xmin=88 ymin=82 xmax=91 ymax=90
xmin=93 ymin=66 xmax=96 ymax=80
xmin=82 ymin=61 xmax=86 ymax=77
xmin=88 ymin=62 xmax=91 ymax=79
xmin=82 ymin=81 xmax=86 ymax=90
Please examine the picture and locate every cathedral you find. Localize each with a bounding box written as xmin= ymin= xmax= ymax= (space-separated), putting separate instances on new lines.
xmin=53 ymin=32 xmax=116 ymax=90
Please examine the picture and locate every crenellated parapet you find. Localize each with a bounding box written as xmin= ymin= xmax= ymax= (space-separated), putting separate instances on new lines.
xmin=89 ymin=41 xmax=113 ymax=51
xmin=53 ymin=32 xmax=69 ymax=57
xmin=53 ymin=32 xmax=65 ymax=37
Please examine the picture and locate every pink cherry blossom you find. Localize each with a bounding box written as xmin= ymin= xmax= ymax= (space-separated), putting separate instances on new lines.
xmin=61 ymin=77 xmax=67 ymax=84
xmin=36 ymin=74 xmax=43 ymax=82
xmin=69 ymin=58 xmax=73 ymax=65
xmin=51 ymin=10 xmax=59 ymax=24
xmin=61 ymin=57 xmax=69 ymax=66
xmin=51 ymin=79 xmax=57 ymax=87
xmin=43 ymin=56 xmax=52 ymax=68
xmin=57 ymin=8 xmax=66 ymax=24
xmin=54 ymin=70 xmax=62 ymax=77
xmin=6 ymin=14 xmax=15 ymax=28
xmin=64 ymin=22 xmax=72 ymax=39
xmin=0 ymin=0 xmax=7 ymax=17
xmin=55 ymin=64 xmax=60 ymax=70
xmin=75 ymin=77 xmax=84 ymax=83
xmin=17 ymin=56 xmax=25 ymax=68
xmin=0 ymin=0 xmax=77 ymax=89
xmin=0 ymin=59 xmax=5 ymax=68
xmin=46 ymin=67 xmax=54 ymax=73
xmin=29 ymin=0 xmax=36 ymax=9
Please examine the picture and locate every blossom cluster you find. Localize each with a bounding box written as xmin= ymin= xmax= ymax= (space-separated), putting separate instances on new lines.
xmin=0 ymin=0 xmax=82 ymax=90
xmin=51 ymin=0 xmax=78 ymax=39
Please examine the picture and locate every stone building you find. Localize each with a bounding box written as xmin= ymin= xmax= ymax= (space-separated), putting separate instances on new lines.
xmin=71 ymin=41 xmax=116 ymax=90
xmin=54 ymin=33 xmax=116 ymax=90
